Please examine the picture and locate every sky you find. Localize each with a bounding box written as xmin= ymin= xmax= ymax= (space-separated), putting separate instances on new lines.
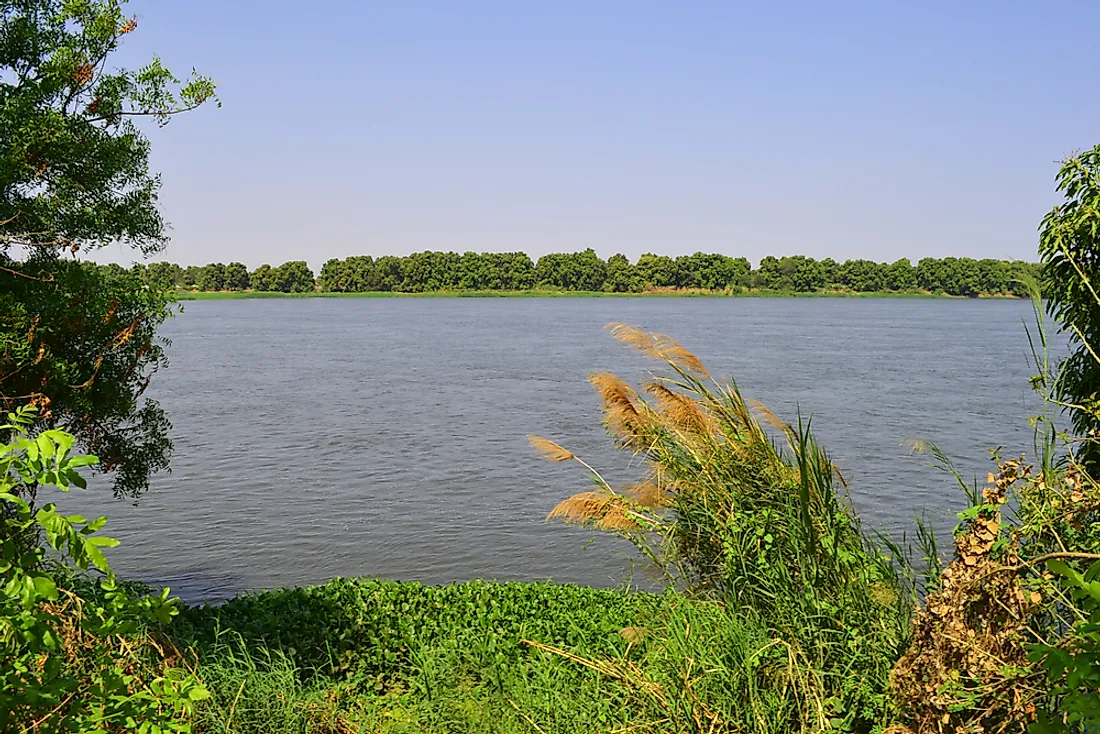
xmin=94 ymin=0 xmax=1100 ymax=270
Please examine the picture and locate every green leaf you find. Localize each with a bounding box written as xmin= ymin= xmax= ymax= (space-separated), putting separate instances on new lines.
xmin=32 ymin=574 xmax=58 ymax=601
xmin=188 ymin=686 xmax=211 ymax=701
xmin=86 ymin=544 xmax=111 ymax=573
xmin=81 ymin=516 xmax=109 ymax=534
xmin=36 ymin=433 xmax=57 ymax=462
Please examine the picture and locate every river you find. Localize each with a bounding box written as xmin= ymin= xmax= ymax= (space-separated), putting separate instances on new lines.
xmin=69 ymin=297 xmax=1057 ymax=602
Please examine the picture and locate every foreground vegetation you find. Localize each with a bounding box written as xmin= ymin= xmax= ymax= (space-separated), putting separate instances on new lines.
xmin=136 ymin=253 xmax=1041 ymax=298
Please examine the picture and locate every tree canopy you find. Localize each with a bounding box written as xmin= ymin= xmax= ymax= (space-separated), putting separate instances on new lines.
xmin=150 ymin=251 xmax=1041 ymax=298
xmin=0 ymin=0 xmax=217 ymax=495
xmin=1039 ymin=144 xmax=1100 ymax=468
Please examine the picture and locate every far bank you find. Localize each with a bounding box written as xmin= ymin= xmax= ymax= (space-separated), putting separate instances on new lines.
xmin=174 ymin=288 xmax=1026 ymax=301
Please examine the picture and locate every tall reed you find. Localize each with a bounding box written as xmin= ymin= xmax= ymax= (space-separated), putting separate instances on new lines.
xmin=534 ymin=323 xmax=915 ymax=731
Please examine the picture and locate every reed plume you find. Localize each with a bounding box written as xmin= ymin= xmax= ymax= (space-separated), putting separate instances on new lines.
xmin=547 ymin=490 xmax=639 ymax=531
xmin=589 ymin=372 xmax=651 ymax=439
xmin=606 ymin=323 xmax=710 ymax=377
xmin=527 ymin=435 xmax=574 ymax=462
xmin=625 ymin=479 xmax=668 ymax=509
xmin=644 ymin=382 xmax=712 ymax=432
xmin=749 ymin=398 xmax=790 ymax=434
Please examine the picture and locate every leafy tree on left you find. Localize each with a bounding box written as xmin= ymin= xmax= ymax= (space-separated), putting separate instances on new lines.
xmin=0 ymin=0 xmax=217 ymax=496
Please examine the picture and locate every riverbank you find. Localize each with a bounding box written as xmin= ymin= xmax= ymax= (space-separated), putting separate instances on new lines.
xmin=173 ymin=578 xmax=832 ymax=733
xmin=175 ymin=288 xmax=1023 ymax=300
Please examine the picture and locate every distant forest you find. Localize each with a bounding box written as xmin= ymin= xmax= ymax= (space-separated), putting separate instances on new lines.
xmin=127 ymin=250 xmax=1042 ymax=297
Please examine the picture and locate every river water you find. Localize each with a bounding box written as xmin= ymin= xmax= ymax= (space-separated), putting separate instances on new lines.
xmin=68 ymin=297 xmax=1058 ymax=602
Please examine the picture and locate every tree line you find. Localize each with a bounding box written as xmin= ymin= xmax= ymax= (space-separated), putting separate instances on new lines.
xmin=135 ymin=250 xmax=1042 ymax=296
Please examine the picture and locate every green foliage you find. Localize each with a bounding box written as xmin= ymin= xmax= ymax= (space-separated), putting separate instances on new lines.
xmin=180 ymin=579 xmax=886 ymax=733
xmin=603 ymin=252 xmax=641 ymax=292
xmin=0 ymin=0 xmax=216 ymax=496
xmin=636 ymin=252 xmax=678 ymax=288
xmin=178 ymin=579 xmax=645 ymax=686
xmin=0 ymin=256 xmax=175 ymax=496
xmin=244 ymin=261 xmax=315 ymax=293
xmin=1039 ymin=143 xmax=1100 ymax=469
xmin=0 ymin=0 xmax=217 ymax=255
xmin=535 ymin=248 xmax=608 ymax=291
xmin=1029 ymin=559 xmax=1100 ymax=733
xmin=0 ymin=405 xmax=207 ymax=731
xmin=271 ymin=260 xmax=315 ymax=293
xmin=170 ymin=252 xmax=1037 ymax=296
xmin=836 ymin=258 xmax=886 ymax=292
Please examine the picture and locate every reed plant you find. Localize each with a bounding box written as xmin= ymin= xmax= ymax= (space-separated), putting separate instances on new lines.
xmin=532 ymin=324 xmax=915 ymax=731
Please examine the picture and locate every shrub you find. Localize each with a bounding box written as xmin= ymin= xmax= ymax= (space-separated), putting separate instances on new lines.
xmin=0 ymin=406 xmax=206 ymax=731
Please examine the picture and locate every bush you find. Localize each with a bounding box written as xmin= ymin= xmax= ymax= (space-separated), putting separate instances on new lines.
xmin=0 ymin=406 xmax=206 ymax=731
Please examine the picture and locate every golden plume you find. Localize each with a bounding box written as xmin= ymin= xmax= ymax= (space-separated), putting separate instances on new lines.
xmin=547 ymin=490 xmax=639 ymax=531
xmin=589 ymin=372 xmax=649 ymax=438
xmin=626 ymin=479 xmax=668 ymax=508
xmin=547 ymin=490 xmax=614 ymax=523
xmin=644 ymin=382 xmax=712 ymax=432
xmin=749 ymin=398 xmax=789 ymax=433
xmin=527 ymin=435 xmax=574 ymax=462
xmin=606 ymin=324 xmax=710 ymax=377
xmin=595 ymin=509 xmax=639 ymax=531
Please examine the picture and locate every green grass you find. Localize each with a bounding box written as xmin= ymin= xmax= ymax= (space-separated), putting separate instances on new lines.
xmin=173 ymin=288 xmax=1018 ymax=301
xmin=177 ymin=579 xmax=863 ymax=733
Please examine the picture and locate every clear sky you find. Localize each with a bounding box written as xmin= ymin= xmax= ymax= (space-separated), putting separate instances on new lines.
xmin=95 ymin=0 xmax=1100 ymax=270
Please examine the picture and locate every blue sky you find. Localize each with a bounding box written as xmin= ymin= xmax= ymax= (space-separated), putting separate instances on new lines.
xmin=98 ymin=0 xmax=1099 ymax=270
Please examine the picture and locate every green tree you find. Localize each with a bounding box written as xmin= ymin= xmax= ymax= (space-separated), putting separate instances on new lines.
xmin=636 ymin=253 xmax=678 ymax=288
xmin=484 ymin=251 xmax=535 ymax=290
xmin=249 ymin=263 xmax=276 ymax=291
xmin=976 ymin=259 xmax=1007 ymax=294
xmin=1039 ymin=144 xmax=1100 ymax=468
xmin=783 ymin=255 xmax=826 ymax=292
xmin=180 ymin=265 xmax=202 ymax=289
xmin=223 ymin=261 xmax=249 ymax=290
xmin=372 ymin=255 xmax=404 ymax=291
xmin=0 ymin=0 xmax=216 ymax=495
xmin=273 ymin=260 xmax=314 ymax=293
xmin=318 ymin=257 xmax=346 ymax=292
xmin=675 ymin=252 xmax=742 ymax=290
xmin=0 ymin=0 xmax=216 ymax=251
xmin=836 ymin=259 xmax=886 ymax=292
xmin=197 ymin=262 xmax=225 ymax=291
xmin=535 ymin=248 xmax=607 ymax=291
xmin=604 ymin=253 xmax=641 ymax=293
xmin=143 ymin=261 xmax=183 ymax=289
xmin=756 ymin=256 xmax=784 ymax=290
xmin=0 ymin=258 xmax=174 ymax=496
xmin=885 ymin=258 xmax=916 ymax=291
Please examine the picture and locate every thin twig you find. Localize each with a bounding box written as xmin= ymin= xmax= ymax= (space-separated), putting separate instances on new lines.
xmin=506 ymin=698 xmax=547 ymax=734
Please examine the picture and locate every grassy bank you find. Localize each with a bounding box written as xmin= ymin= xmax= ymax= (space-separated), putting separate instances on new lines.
xmin=175 ymin=578 xmax=850 ymax=733
xmin=174 ymin=287 xmax=1019 ymax=300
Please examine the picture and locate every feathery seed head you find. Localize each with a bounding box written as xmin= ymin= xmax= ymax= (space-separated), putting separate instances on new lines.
xmin=528 ymin=434 xmax=574 ymax=462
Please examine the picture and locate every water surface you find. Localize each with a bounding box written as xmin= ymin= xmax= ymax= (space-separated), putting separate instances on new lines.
xmin=71 ymin=298 xmax=1054 ymax=602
